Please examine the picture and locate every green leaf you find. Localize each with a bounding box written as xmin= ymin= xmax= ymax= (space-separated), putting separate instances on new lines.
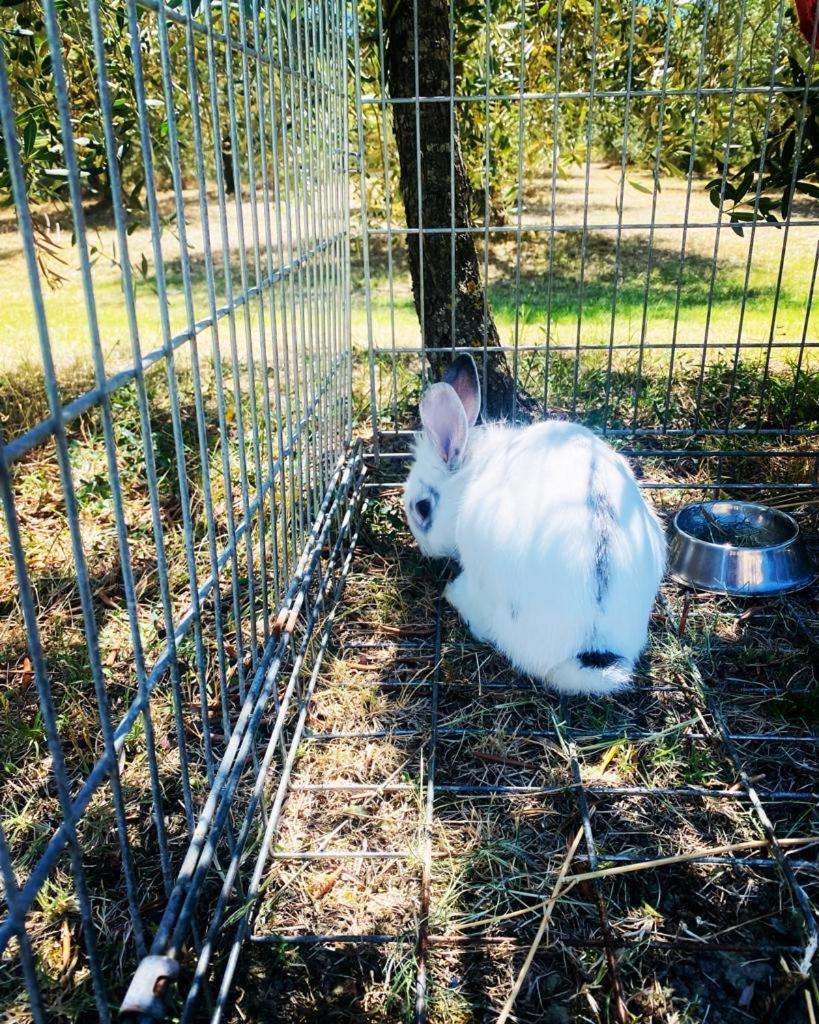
xmin=23 ymin=117 xmax=36 ymax=157
xmin=782 ymin=130 xmax=796 ymax=171
xmin=734 ymin=166 xmax=755 ymax=202
xmin=629 ymin=179 xmax=652 ymax=194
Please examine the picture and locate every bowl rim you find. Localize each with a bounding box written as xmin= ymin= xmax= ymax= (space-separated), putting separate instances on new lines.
xmin=670 ymin=500 xmax=801 ymax=553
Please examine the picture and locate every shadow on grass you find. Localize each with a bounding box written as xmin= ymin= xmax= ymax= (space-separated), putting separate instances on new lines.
xmin=355 ymin=231 xmax=814 ymax=331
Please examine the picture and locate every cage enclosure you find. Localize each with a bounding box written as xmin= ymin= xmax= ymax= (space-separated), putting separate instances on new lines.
xmin=0 ymin=0 xmax=818 ymax=1020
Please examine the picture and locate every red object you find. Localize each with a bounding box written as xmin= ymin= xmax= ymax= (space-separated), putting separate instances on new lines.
xmin=795 ymin=0 xmax=819 ymax=45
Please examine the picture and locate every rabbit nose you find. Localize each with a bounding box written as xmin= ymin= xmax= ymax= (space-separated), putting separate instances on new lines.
xmin=415 ymin=498 xmax=431 ymax=521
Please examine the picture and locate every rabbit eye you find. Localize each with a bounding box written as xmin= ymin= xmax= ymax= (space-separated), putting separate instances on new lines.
xmin=415 ymin=498 xmax=432 ymax=521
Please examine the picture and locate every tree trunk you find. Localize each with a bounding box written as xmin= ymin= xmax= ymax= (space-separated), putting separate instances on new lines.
xmin=383 ymin=0 xmax=534 ymax=420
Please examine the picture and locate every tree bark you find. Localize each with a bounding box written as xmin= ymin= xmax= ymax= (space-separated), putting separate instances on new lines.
xmin=384 ymin=0 xmax=533 ymax=420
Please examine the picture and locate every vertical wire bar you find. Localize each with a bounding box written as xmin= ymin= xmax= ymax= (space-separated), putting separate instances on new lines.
xmin=217 ymin=0 xmax=276 ymax=807
xmin=45 ymin=0 xmax=182 ymax=874
xmin=313 ymin=0 xmax=330 ymax=487
xmin=338 ymin=0 xmax=353 ymax=449
xmin=318 ymin=0 xmax=338 ymax=469
xmin=218 ymin=0 xmax=264 ymax=672
xmin=87 ymin=0 xmax=191 ymax=920
xmin=0 ymin=812 xmax=49 ymax=1022
xmin=176 ymin=17 xmax=241 ymax=739
xmin=324 ymin=0 xmax=338 ymax=478
xmin=234 ymin=0 xmax=277 ymax=643
xmin=755 ymin=14 xmax=819 ymax=431
xmin=413 ymin=0 xmax=427 ymax=378
xmin=376 ymin=0 xmax=400 ymax=430
xmin=126 ymin=0 xmax=218 ymax=836
xmin=327 ymin=0 xmax=340 ymax=456
xmin=287 ymin=0 xmax=315 ymax=532
xmin=199 ymin=0 xmax=254 ymax=717
xmin=0 ymin=454 xmax=111 ymax=1020
xmin=510 ymin=0 xmax=526 ymax=423
xmin=306 ymin=0 xmax=327 ymax=490
xmin=414 ymin=594 xmax=443 ymax=1024
xmin=559 ymin=709 xmax=628 ymax=1023
xmin=295 ymin=0 xmax=322 ymax=523
xmin=295 ymin=0 xmax=318 ymax=536
xmin=352 ymin=0 xmax=380 ymax=454
xmin=315 ymin=0 xmax=335 ymax=487
xmin=279 ymin=2 xmax=309 ymax=548
xmin=571 ymin=0 xmax=602 ymax=416
xmin=543 ymin=0 xmax=564 ymax=413
xmin=176 ymin=0 xmax=248 ymax=874
xmin=660 ymin=0 xmax=714 ymax=431
xmin=601 ymin=0 xmax=640 ymax=434
xmin=152 ymin=0 xmax=227 ymax=789
xmin=251 ymin=0 xmax=287 ymax=600
xmin=321 ymin=0 xmax=337 ymax=464
xmin=480 ymin=0 xmax=492 ymax=401
xmin=630 ymin=0 xmax=676 ymax=432
xmin=265 ymin=0 xmax=300 ymax=584
xmin=786 ymin=238 xmax=819 ymax=432
xmin=449 ymin=0 xmax=457 ymax=363
xmin=330 ymin=0 xmax=344 ymax=468
xmin=332 ymin=0 xmax=346 ymax=456
xmin=344 ymin=0 xmax=354 ymax=447
xmin=691 ymin=0 xmax=749 ymax=433
xmin=252 ymin=0 xmax=294 ymax=771
xmin=724 ymin=0 xmax=789 ymax=432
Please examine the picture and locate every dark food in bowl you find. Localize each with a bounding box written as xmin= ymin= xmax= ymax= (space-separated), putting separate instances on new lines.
xmin=676 ymin=503 xmax=797 ymax=550
xmin=668 ymin=501 xmax=816 ymax=596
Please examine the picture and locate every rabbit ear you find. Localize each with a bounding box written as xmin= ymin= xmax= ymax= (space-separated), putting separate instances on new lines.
xmin=443 ymin=353 xmax=481 ymax=427
xmin=420 ymin=382 xmax=470 ymax=468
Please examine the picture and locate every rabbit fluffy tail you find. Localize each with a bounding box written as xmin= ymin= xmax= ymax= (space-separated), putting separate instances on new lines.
xmin=549 ymin=651 xmax=633 ymax=695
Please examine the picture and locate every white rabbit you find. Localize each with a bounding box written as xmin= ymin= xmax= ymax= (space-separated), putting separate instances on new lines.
xmin=403 ymin=354 xmax=666 ymax=695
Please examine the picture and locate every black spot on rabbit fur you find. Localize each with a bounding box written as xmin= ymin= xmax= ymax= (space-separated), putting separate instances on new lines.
xmin=578 ymin=650 xmax=621 ymax=669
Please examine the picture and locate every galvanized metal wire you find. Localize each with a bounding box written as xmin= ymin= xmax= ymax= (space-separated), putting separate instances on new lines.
xmin=0 ymin=0 xmax=350 ymax=1017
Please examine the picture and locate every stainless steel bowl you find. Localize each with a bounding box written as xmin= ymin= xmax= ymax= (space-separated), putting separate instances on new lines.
xmin=667 ymin=501 xmax=816 ymax=596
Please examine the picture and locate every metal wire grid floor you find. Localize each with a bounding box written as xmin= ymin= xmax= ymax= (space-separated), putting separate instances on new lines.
xmin=234 ymin=481 xmax=819 ymax=1022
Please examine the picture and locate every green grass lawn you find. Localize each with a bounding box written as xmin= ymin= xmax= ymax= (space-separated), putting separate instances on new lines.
xmin=353 ymin=233 xmax=818 ymax=356
xmin=2 ymin=167 xmax=817 ymax=390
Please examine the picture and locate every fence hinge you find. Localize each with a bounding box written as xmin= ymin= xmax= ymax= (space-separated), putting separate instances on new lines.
xmin=120 ymin=955 xmax=179 ymax=1019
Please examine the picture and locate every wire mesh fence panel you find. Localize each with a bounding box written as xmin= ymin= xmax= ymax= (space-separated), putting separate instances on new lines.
xmin=0 ymin=0 xmax=351 ymax=1018
xmin=353 ymin=0 xmax=819 ymax=492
